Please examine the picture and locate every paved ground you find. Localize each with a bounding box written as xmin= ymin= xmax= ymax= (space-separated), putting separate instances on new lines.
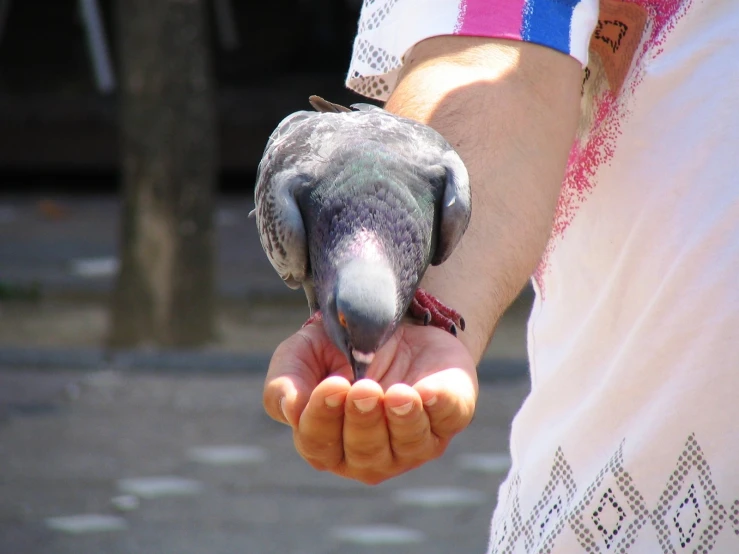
xmin=0 ymin=195 xmax=533 ymax=553
xmin=0 ymin=368 xmax=529 ymax=554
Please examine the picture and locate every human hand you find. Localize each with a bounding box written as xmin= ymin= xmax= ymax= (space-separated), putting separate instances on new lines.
xmin=263 ymin=320 xmax=478 ymax=484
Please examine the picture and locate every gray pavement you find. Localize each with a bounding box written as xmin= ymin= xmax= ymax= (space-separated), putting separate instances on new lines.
xmin=0 ymin=368 xmax=529 ymax=554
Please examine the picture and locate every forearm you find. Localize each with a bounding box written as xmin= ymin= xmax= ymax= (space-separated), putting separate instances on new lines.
xmin=385 ymin=37 xmax=582 ymax=362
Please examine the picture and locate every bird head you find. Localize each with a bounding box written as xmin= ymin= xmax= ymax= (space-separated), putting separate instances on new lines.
xmin=323 ymin=259 xmax=399 ymax=381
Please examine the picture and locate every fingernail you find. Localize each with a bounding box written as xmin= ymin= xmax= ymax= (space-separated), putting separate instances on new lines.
xmin=325 ymin=391 xmax=346 ymax=408
xmin=423 ymin=395 xmax=437 ymax=407
xmin=280 ymin=397 xmax=289 ymax=422
xmin=390 ymin=401 xmax=414 ymax=416
xmin=353 ymin=396 xmax=379 ymax=413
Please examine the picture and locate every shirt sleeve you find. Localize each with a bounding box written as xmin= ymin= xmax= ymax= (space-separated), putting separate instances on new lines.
xmin=345 ymin=0 xmax=600 ymax=101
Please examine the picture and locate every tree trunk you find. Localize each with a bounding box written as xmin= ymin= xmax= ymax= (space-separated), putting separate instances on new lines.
xmin=109 ymin=0 xmax=217 ymax=348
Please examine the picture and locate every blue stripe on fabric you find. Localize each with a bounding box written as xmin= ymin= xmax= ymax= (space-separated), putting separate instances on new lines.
xmin=521 ymin=0 xmax=580 ymax=56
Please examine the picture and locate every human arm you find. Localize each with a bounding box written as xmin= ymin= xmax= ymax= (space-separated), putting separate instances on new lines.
xmin=262 ymin=36 xmax=584 ymax=484
xmin=389 ymin=35 xmax=583 ymax=362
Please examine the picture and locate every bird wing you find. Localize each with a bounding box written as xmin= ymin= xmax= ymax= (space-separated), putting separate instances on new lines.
xmin=254 ymin=100 xmax=358 ymax=290
xmin=431 ymin=148 xmax=471 ymax=265
xmin=254 ymin=110 xmax=318 ymax=289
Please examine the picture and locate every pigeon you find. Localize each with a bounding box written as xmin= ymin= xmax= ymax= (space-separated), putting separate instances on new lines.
xmin=253 ymin=96 xmax=471 ymax=381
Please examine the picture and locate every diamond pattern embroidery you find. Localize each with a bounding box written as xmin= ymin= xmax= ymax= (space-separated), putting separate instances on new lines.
xmin=569 ymin=441 xmax=649 ymax=553
xmin=489 ymin=435 xmax=736 ymax=553
xmin=672 ymin=484 xmax=701 ymax=547
xmin=521 ymin=448 xmax=577 ymax=552
xmin=649 ymin=434 xmax=727 ymax=553
xmin=592 ymin=488 xmax=627 ymax=548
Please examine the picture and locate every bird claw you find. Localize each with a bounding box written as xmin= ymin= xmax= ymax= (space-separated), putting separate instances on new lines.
xmin=302 ymin=310 xmax=323 ymax=328
xmin=409 ymin=289 xmax=465 ymax=336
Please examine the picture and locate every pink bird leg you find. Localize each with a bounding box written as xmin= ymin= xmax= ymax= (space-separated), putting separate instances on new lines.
xmin=409 ymin=288 xmax=466 ymax=336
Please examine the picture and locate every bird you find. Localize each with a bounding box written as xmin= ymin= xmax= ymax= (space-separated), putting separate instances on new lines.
xmin=252 ymin=95 xmax=471 ymax=381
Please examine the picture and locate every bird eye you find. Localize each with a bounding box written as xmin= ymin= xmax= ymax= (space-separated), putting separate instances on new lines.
xmin=338 ymin=311 xmax=348 ymax=328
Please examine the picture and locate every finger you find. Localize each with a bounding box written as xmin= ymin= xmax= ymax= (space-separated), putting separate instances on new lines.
xmin=294 ymin=376 xmax=352 ymax=471
xmin=263 ymin=357 xmax=313 ymax=427
xmin=263 ymin=326 xmax=337 ymax=426
xmin=413 ymin=367 xmax=477 ymax=440
xmin=265 ymin=368 xmax=320 ymax=426
xmin=384 ymin=383 xmax=438 ymax=463
xmin=342 ymin=379 xmax=392 ymax=482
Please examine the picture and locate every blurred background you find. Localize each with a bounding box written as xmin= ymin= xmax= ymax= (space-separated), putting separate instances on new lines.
xmin=0 ymin=1 xmax=532 ymax=552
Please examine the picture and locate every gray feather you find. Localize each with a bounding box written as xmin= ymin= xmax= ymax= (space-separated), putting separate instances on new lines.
xmin=432 ymin=149 xmax=472 ymax=265
xmin=349 ymin=102 xmax=382 ymax=112
xmin=309 ymin=95 xmax=351 ymax=113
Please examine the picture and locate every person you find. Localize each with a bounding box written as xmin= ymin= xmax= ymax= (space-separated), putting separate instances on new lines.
xmin=263 ymin=0 xmax=739 ymax=551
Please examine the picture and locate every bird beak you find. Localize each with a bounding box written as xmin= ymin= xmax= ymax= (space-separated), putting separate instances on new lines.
xmin=350 ymin=350 xmax=375 ymax=381
xmin=352 ymin=360 xmax=369 ymax=382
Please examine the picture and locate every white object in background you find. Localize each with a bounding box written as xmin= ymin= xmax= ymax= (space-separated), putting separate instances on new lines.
xmin=117 ymin=476 xmax=203 ymax=499
xmin=78 ymin=0 xmax=116 ymax=93
xmin=393 ymin=486 xmax=487 ymax=508
xmin=187 ymin=445 xmax=268 ymax=466
xmin=331 ymin=525 xmax=425 ymax=545
xmin=70 ymin=257 xmax=119 ymax=278
xmin=110 ymin=495 xmax=140 ymax=512
xmin=45 ymin=514 xmax=128 ymax=534
xmin=455 ymin=452 xmax=512 ymax=474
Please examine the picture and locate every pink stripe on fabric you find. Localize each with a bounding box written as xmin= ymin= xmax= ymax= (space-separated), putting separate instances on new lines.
xmin=454 ymin=0 xmax=526 ymax=39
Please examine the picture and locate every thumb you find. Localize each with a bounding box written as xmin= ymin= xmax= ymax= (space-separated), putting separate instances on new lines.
xmin=262 ymin=328 xmax=319 ymax=427
xmin=262 ymin=324 xmax=342 ymax=426
xmin=263 ymin=372 xmax=313 ymax=427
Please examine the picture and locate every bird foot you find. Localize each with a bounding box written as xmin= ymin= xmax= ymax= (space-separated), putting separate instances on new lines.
xmin=302 ymin=310 xmax=323 ymax=328
xmin=409 ymin=288 xmax=466 ymax=337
